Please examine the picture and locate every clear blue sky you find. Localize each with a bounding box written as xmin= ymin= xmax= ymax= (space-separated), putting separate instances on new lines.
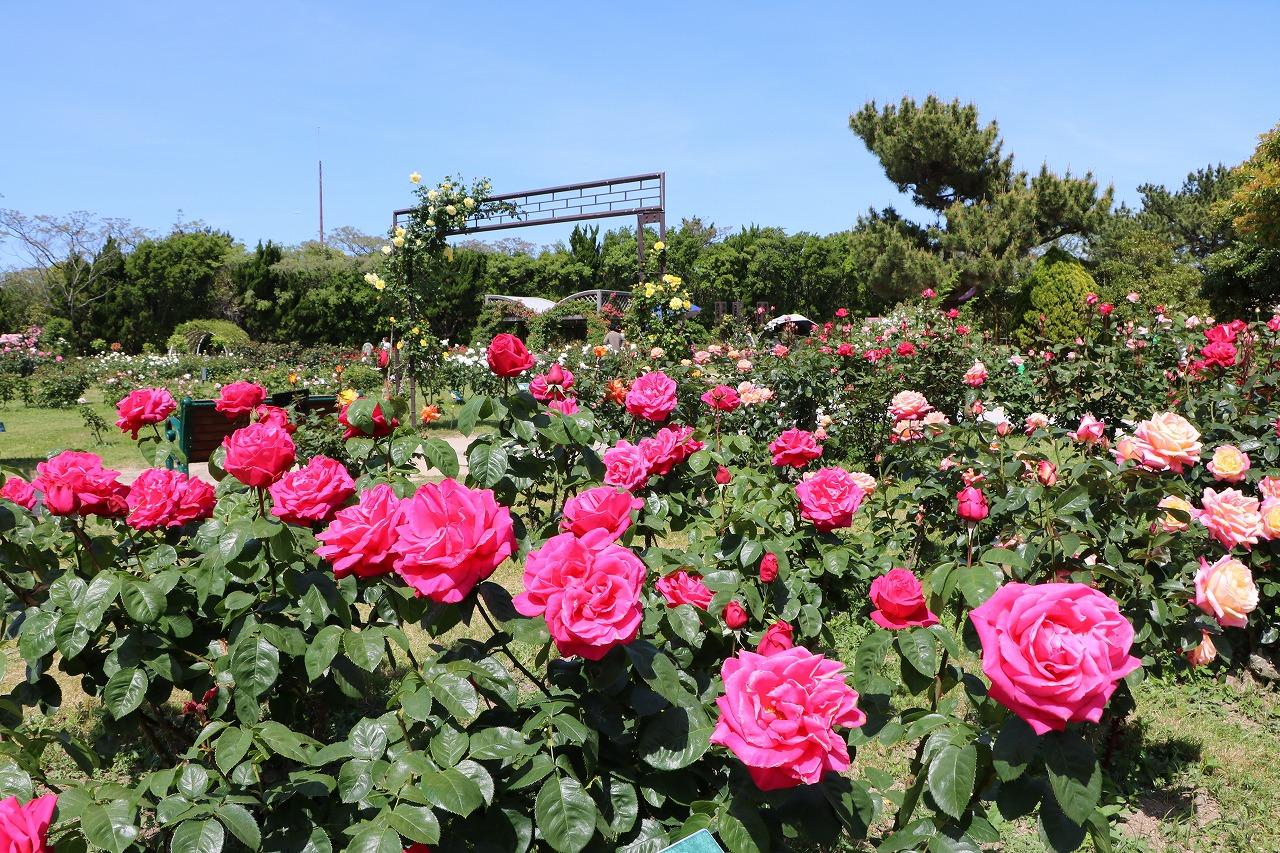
xmin=2 ymin=1 xmax=1278 ymax=257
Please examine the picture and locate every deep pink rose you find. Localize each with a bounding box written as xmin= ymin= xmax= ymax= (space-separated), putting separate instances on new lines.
xmin=315 ymin=483 xmax=404 ymax=579
xmin=222 ymin=423 xmax=296 ymax=488
xmin=392 ymin=479 xmax=516 ymax=604
xmin=759 ymin=553 xmax=779 ymax=582
xmin=115 ymin=387 xmax=177 ymax=438
xmin=0 ymin=793 xmax=56 ymax=853
xmin=32 ymin=451 xmax=128 ymax=517
xmin=215 ymin=381 xmax=267 ymax=419
xmin=757 ymin=621 xmax=794 ymax=655
xmin=254 ymin=404 xmax=295 ymax=434
xmin=486 ymin=333 xmax=535 ymax=377
xmin=769 ymin=429 xmax=823 ymax=468
xmin=956 ymin=486 xmax=989 ymax=523
xmin=547 ymin=397 xmax=579 ymax=415
xmin=701 ymin=385 xmax=741 ymax=412
xmin=711 ymin=647 xmax=866 ymax=790
xmin=514 ymin=531 xmax=645 ymax=660
xmin=603 ymin=440 xmax=650 ymax=491
xmin=969 ymin=583 xmax=1140 ymax=735
xmin=269 ymin=455 xmax=355 ymax=526
xmin=655 ymin=570 xmax=713 ymax=610
xmin=530 ymin=364 xmax=575 ymax=401
xmin=723 ymin=601 xmax=748 ymax=629
xmin=126 ymin=468 xmax=215 ymax=530
xmin=796 ymin=467 xmax=864 ymax=531
xmin=560 ymin=486 xmax=642 ymax=542
xmin=639 ymin=425 xmax=703 ymax=476
xmin=869 ymin=568 xmax=939 ymax=629
xmin=625 ymin=371 xmax=678 ymax=421
xmin=1 ymin=476 xmax=38 ymax=510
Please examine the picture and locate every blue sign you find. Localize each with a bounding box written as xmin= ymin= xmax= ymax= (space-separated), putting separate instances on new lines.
xmin=657 ymin=829 xmax=724 ymax=853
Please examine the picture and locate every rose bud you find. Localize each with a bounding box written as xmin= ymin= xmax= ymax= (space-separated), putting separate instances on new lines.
xmin=1186 ymin=631 xmax=1217 ymax=668
xmin=545 ymin=362 xmax=567 ymax=386
xmin=714 ymin=465 xmax=733 ymax=485
xmin=957 ymin=486 xmax=989 ymax=524
xmin=1037 ymin=460 xmax=1057 ymax=487
xmin=723 ymin=601 xmax=748 ymax=629
xmin=756 ymin=621 xmax=794 ymax=655
xmin=759 ymin=553 xmax=779 ymax=583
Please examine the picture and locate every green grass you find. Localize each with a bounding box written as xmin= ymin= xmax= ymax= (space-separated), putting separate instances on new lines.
xmin=0 ymin=389 xmax=141 ymax=474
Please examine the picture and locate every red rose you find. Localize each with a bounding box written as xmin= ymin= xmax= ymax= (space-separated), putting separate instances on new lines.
xmin=32 ymin=451 xmax=128 ymax=517
xmin=486 ymin=333 xmax=535 ymax=377
xmin=896 ymin=341 xmax=916 ymax=357
xmin=115 ymin=387 xmax=177 ymax=438
xmin=215 ymin=381 xmax=267 ymax=419
xmin=869 ymin=568 xmax=940 ymax=630
xmin=756 ymin=621 xmax=794 ymax=655
xmin=338 ymin=401 xmax=398 ymax=440
xmin=269 ymin=455 xmax=355 ymax=525
xmin=723 ymin=601 xmax=748 ymax=629
xmin=254 ymin=404 xmax=295 ymax=434
xmin=222 ymin=423 xmax=296 ymax=488
xmin=759 ymin=553 xmax=779 ymax=583
xmin=1098 ymin=303 xmax=1114 ymax=316
xmin=714 ymin=465 xmax=733 ymax=485
xmin=530 ymin=364 xmax=575 ymax=401
xmin=957 ymin=486 xmax=989 ymax=523
xmin=126 ymin=468 xmax=215 ymax=530
xmin=769 ymin=429 xmax=823 ymax=468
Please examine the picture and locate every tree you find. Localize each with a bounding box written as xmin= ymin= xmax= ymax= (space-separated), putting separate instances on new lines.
xmin=1224 ymin=122 xmax=1280 ymax=249
xmin=1014 ymin=246 xmax=1094 ymax=345
xmin=233 ymin=240 xmax=286 ymax=339
xmin=326 ymin=225 xmax=384 ymax=256
xmin=0 ymin=209 xmax=147 ymax=344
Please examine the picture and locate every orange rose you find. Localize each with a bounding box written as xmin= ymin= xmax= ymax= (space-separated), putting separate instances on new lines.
xmin=420 ymin=404 xmax=442 ymax=424
xmin=1185 ymin=631 xmax=1217 ymax=667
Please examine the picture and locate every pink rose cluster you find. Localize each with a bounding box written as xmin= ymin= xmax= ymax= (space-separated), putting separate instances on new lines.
xmin=887 ymin=391 xmax=941 ymax=444
xmin=31 ymin=451 xmax=129 ymax=518
xmin=125 ymin=468 xmax=215 ymax=531
xmin=656 ymin=569 xmax=714 ymax=610
xmin=711 ymin=646 xmax=866 ymax=790
xmin=603 ymin=426 xmax=704 ymax=491
xmin=969 ymin=583 xmax=1140 ymax=734
xmin=314 ymin=478 xmax=515 ymax=604
xmin=796 ymin=467 xmax=865 ymax=531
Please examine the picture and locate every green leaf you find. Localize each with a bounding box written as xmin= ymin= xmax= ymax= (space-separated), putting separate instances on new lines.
xmin=346 ymin=824 xmax=401 ymax=853
xmin=535 ymin=775 xmax=598 ymax=853
xmin=17 ymin=609 xmax=57 ymax=660
xmin=424 ymin=437 xmax=460 ymax=479
xmin=389 ymin=804 xmax=441 ymax=845
xmin=217 ymin=804 xmax=260 ymax=850
xmin=430 ymin=727 xmax=469 ymax=767
xmin=215 ymin=727 xmax=253 ymax=776
xmin=230 ymin=637 xmax=280 ymax=698
xmin=927 ymin=742 xmax=977 ymax=819
xmin=718 ymin=805 xmax=770 ymax=853
xmin=468 ymin=443 xmax=509 ymax=488
xmin=349 ymin=718 xmax=389 ymax=760
xmin=339 ymin=759 xmax=374 ymax=803
xmin=897 ymin=628 xmax=939 ymax=677
xmin=419 ymin=767 xmax=485 ymax=816
xmin=78 ymin=571 xmax=120 ymax=629
xmin=122 ymin=579 xmax=165 ymax=623
xmin=305 ymin=625 xmax=343 ymax=680
xmin=457 ymin=395 xmax=485 ymax=436
xmin=177 ymin=764 xmax=210 ymax=798
xmin=1038 ymin=795 xmax=1088 ymax=853
xmin=468 ymin=726 xmax=528 ymax=762
xmin=343 ymin=628 xmax=386 ymax=673
xmin=427 ymin=671 xmax=480 ymax=720
xmin=82 ymin=803 xmax=139 ymax=853
xmin=0 ymin=765 xmax=32 ymax=800
xmin=171 ymin=819 xmax=224 ymax=853
xmin=54 ymin=613 xmax=92 ymax=659
xmin=639 ymin=706 xmax=713 ymax=770
xmin=103 ymin=667 xmax=148 ymax=719
xmin=954 ymin=564 xmax=1001 ymax=607
xmin=1043 ymin=731 xmax=1101 ymax=826
xmin=993 ymin=716 xmax=1039 ymax=782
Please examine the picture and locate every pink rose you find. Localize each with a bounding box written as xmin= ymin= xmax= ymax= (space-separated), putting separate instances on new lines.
xmin=126 ymin=469 xmax=215 ymax=530
xmin=625 ymin=371 xmax=678 ymax=421
xmin=392 ymin=479 xmax=516 ymax=603
xmin=215 ymin=381 xmax=267 ymax=419
xmin=1186 ymin=631 xmax=1217 ymax=667
xmin=115 ymin=387 xmax=177 ymax=438
xmin=315 ymin=484 xmax=405 ymax=578
xmin=1196 ymin=487 xmax=1262 ymax=550
xmin=969 ymin=583 xmax=1140 ymax=735
xmin=32 ymin=451 xmax=128 ymax=518
xmin=1070 ymin=414 xmax=1106 ymax=444
xmin=711 ymin=646 xmax=866 ymax=790
xmin=603 ymin=440 xmax=650 ymax=491
xmin=486 ymin=333 xmax=535 ymax=377
xmin=888 ymin=391 xmax=932 ymax=422
xmin=561 ymin=486 xmax=642 ymax=542
xmin=1194 ymin=555 xmax=1258 ymax=628
xmin=796 ymin=467 xmax=864 ymax=531
xmin=1129 ymin=412 xmax=1202 ymax=473
xmin=723 ymin=601 xmax=748 ymax=629
xmin=253 ymin=404 xmax=295 ymax=434
xmin=222 ymin=423 xmax=296 ymax=488
xmin=0 ymin=793 xmax=56 ymax=853
xmin=957 ymin=486 xmax=989 ymax=523
xmin=962 ymin=361 xmax=987 ymax=387
xmin=849 ymin=471 xmax=877 ymax=494
xmin=1024 ymin=413 xmax=1050 ymax=435
xmin=1206 ymin=444 xmax=1250 ymax=483
xmin=639 ymin=425 xmax=703 ymax=476
xmin=700 ymin=385 xmax=741 ymax=412
xmin=269 ymin=455 xmax=355 ymax=526
xmin=656 ymin=570 xmax=714 ymax=609
xmin=759 ymin=553 xmax=779 ymax=582
xmin=869 ymin=568 xmax=939 ymax=629
xmin=514 ymin=531 xmax=645 ymax=660
xmin=547 ymin=397 xmax=579 ymax=415
xmin=530 ymin=364 xmax=575 ymax=402
xmin=756 ymin=621 xmax=794 ymax=655
xmin=1157 ymin=495 xmax=1193 ymax=533
xmin=769 ymin=429 xmax=823 ymax=468
xmin=1 ymin=476 xmax=38 ymax=510
xmin=1259 ymin=475 xmax=1280 ymax=500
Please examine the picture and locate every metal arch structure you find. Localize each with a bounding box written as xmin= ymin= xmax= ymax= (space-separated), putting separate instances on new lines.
xmin=391 ymin=172 xmax=667 ymax=283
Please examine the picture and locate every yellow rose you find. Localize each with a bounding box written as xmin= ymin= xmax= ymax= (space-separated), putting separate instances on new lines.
xmin=653 ymin=241 xmax=665 ymax=251
xmin=464 ymin=197 xmax=476 ymax=209
xmin=409 ymin=172 xmax=421 ymax=184
xmin=380 ymin=245 xmax=392 ymax=255
xmin=337 ymin=388 xmax=358 ymax=406
xmin=1157 ymin=495 xmax=1193 ymax=533
xmin=394 ymin=226 xmax=407 ymax=238
xmin=420 ymin=338 xmax=429 ymax=346
xmin=425 ymin=219 xmax=436 ymax=227
xmin=682 ymin=299 xmax=691 ymax=310
xmin=392 ymin=235 xmax=405 ymax=247
xmin=668 ymin=297 xmax=682 ymax=310
xmin=1207 ymin=444 xmax=1250 ymax=483
xmin=396 ymin=341 xmax=403 ymax=350
xmin=644 ymin=284 xmax=656 ymax=298
xmin=427 ymin=189 xmax=439 ymax=200
xmin=1262 ymin=499 xmax=1280 ymax=539
xmin=445 ymin=205 xmax=457 ymax=215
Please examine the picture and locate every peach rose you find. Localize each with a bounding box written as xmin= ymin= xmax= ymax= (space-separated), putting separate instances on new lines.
xmin=1193 ymin=555 xmax=1258 ymax=628
xmin=1156 ymin=495 xmax=1193 ymax=533
xmin=1260 ymin=476 xmax=1280 ymax=500
xmin=1185 ymin=631 xmax=1217 ymax=667
xmin=1206 ymin=444 xmax=1250 ymax=483
xmin=848 ymin=471 xmax=877 ymax=494
xmin=1260 ymin=498 xmax=1280 ymax=540
xmin=1195 ymin=488 xmax=1262 ymax=551
xmin=888 ymin=390 xmax=931 ymax=422
xmin=1130 ymin=412 xmax=1202 ymax=473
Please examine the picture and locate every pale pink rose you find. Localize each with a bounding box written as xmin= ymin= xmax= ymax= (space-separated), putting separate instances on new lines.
xmin=1130 ymin=412 xmax=1202 ymax=473
xmin=1024 ymin=413 xmax=1049 ymax=435
xmin=1260 ymin=497 xmax=1280 ymax=540
xmin=315 ymin=484 xmax=404 ymax=579
xmin=1259 ymin=476 xmax=1280 ymax=500
xmin=1126 ymin=292 xmax=1140 ymax=303
xmin=769 ymin=429 xmax=823 ymax=468
xmin=888 ymin=391 xmax=931 ymax=422
xmin=560 ymin=486 xmax=643 ymax=542
xmin=1196 ymin=487 xmax=1262 ymax=550
xmin=963 ymin=361 xmax=988 ymax=387
xmin=603 ymin=440 xmax=650 ymax=491
xmin=1070 ymin=414 xmax=1106 ymax=444
xmin=710 ymin=646 xmax=866 ymax=790
xmin=625 ymin=371 xmax=678 ymax=421
xmin=891 ymin=418 xmax=924 ymax=444
xmin=969 ymin=583 xmax=1140 ymax=734
xmin=1193 ymin=555 xmax=1258 ymax=628
xmin=392 ymin=479 xmax=516 ymax=603
xmin=514 ymin=531 xmax=645 ymax=660
xmin=1157 ymin=495 xmax=1193 ymax=533
xmin=1206 ymin=444 xmax=1250 ymax=483
xmin=656 ymin=570 xmax=714 ymax=610
xmin=848 ymin=472 xmax=877 ymax=494
xmin=693 ymin=350 xmax=711 ymax=364
xmin=1112 ymin=436 xmax=1144 ymax=465
xmin=796 ymin=467 xmax=864 ymax=531
xmin=736 ymin=358 xmax=753 ymax=372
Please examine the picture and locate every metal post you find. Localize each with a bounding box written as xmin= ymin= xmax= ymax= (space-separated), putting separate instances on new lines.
xmin=636 ymin=213 xmax=645 ymax=285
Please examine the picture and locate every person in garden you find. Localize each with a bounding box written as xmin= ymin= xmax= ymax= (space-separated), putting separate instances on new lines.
xmin=604 ymin=323 xmax=624 ymax=352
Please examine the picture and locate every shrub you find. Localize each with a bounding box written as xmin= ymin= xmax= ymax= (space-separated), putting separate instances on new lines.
xmin=527 ymin=302 xmax=609 ymax=352
xmin=167 ymin=319 xmax=252 ymax=354
xmin=1014 ymin=246 xmax=1094 ymax=345
xmin=21 ymin=363 xmax=90 ymax=408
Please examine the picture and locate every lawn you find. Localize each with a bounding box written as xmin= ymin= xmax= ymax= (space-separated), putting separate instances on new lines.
xmin=0 ymin=390 xmax=140 ymax=474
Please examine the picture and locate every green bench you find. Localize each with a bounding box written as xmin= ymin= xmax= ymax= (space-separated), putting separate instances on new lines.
xmin=164 ymin=392 xmax=338 ymax=473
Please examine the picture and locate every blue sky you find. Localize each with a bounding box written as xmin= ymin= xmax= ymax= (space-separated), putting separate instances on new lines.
xmin=1 ymin=1 xmax=1278 ymax=258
